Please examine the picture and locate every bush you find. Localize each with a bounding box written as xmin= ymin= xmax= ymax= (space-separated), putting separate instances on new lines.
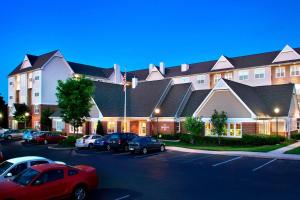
xmin=291 ymin=133 xmax=300 ymax=140
xmin=59 ymin=135 xmax=77 ymax=147
xmin=178 ymin=133 xmax=285 ymax=146
xmin=154 ymin=134 xmax=180 ymax=140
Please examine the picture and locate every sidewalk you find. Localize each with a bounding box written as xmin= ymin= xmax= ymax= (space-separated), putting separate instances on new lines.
xmin=167 ymin=141 xmax=300 ymax=161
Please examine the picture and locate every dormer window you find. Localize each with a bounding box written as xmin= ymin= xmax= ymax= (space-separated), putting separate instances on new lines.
xmin=197 ymin=75 xmax=206 ymax=84
xmin=290 ymin=65 xmax=300 ymax=76
xmin=238 ymin=70 xmax=249 ymax=81
xmin=35 ymin=76 xmax=39 ymax=81
xmin=213 ymin=74 xmax=221 ymax=83
xmin=224 ymin=73 xmax=233 ymax=80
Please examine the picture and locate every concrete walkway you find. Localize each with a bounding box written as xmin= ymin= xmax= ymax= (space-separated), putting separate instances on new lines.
xmin=167 ymin=141 xmax=300 ymax=161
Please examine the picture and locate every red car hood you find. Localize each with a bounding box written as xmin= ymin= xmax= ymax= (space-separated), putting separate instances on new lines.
xmin=75 ymin=165 xmax=96 ymax=173
xmin=0 ymin=180 xmax=23 ymax=194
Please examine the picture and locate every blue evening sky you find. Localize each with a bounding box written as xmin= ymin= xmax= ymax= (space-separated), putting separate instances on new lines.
xmin=1 ymin=0 xmax=300 ymax=101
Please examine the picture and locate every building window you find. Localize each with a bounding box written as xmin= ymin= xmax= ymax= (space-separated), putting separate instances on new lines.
xmin=69 ymin=126 xmax=82 ymax=133
xmin=9 ymin=96 xmax=13 ymax=99
xmin=236 ymin=123 xmax=242 ymax=137
xmin=224 ymin=73 xmax=233 ymax=80
xmin=197 ymin=75 xmax=205 ymax=84
xmin=56 ymin=121 xmax=65 ymax=132
xmin=107 ymin=121 xmax=116 ymax=133
xmin=275 ymin=67 xmax=285 ymax=78
xmin=254 ymin=68 xmax=265 ymax=79
xmin=34 ymin=105 xmax=40 ymax=114
xmin=297 ymin=121 xmax=300 ymax=130
xmin=238 ymin=70 xmax=249 ymax=80
xmin=213 ymin=74 xmax=221 ymax=83
xmin=29 ymin=78 xmax=33 ymax=82
xmin=34 ymin=121 xmax=40 ymax=130
xmin=34 ymin=76 xmax=40 ymax=81
xmin=175 ymin=122 xmax=180 ymax=133
xmin=9 ymin=82 xmax=13 ymax=86
xmin=34 ymin=93 xmax=39 ymax=97
xmin=290 ymin=65 xmax=300 ymax=76
xmin=205 ymin=122 xmax=212 ymax=136
xmin=181 ymin=77 xmax=190 ymax=83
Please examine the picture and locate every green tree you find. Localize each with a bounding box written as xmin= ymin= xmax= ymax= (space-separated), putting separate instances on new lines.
xmin=13 ymin=103 xmax=31 ymax=128
xmin=96 ymin=120 xmax=105 ymax=135
xmin=184 ymin=116 xmax=204 ymax=136
xmin=56 ymin=76 xmax=95 ymax=136
xmin=211 ymin=110 xmax=228 ymax=145
xmin=0 ymin=94 xmax=8 ymax=128
xmin=41 ymin=108 xmax=54 ymax=131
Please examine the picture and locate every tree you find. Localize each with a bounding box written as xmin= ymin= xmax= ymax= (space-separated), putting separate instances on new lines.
xmin=0 ymin=94 xmax=8 ymax=128
xmin=13 ymin=103 xmax=31 ymax=128
xmin=56 ymin=76 xmax=95 ymax=136
xmin=41 ymin=108 xmax=54 ymax=131
xmin=96 ymin=120 xmax=105 ymax=135
xmin=184 ymin=116 xmax=204 ymax=135
xmin=211 ymin=110 xmax=228 ymax=145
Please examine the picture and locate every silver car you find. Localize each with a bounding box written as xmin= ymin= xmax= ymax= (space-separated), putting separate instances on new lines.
xmin=2 ymin=130 xmax=23 ymax=140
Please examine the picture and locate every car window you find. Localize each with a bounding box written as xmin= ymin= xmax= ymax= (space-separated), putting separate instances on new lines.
xmin=36 ymin=169 xmax=64 ymax=184
xmin=110 ymin=134 xmax=120 ymax=139
xmin=151 ymin=138 xmax=157 ymax=143
xmin=8 ymin=162 xmax=28 ymax=176
xmin=68 ymin=169 xmax=79 ymax=176
xmin=0 ymin=161 xmax=14 ymax=174
xmin=13 ymin=168 xmax=39 ymax=186
xmin=31 ymin=160 xmax=49 ymax=166
xmin=83 ymin=135 xmax=90 ymax=139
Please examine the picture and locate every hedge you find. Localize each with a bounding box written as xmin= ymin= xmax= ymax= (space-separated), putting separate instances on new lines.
xmin=291 ymin=133 xmax=300 ymax=140
xmin=178 ymin=133 xmax=285 ymax=146
xmin=59 ymin=135 xmax=77 ymax=147
xmin=154 ymin=134 xmax=180 ymax=140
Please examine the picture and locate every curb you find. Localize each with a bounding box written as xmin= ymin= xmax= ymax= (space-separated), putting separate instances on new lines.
xmin=48 ymin=145 xmax=75 ymax=150
xmin=167 ymin=146 xmax=300 ymax=161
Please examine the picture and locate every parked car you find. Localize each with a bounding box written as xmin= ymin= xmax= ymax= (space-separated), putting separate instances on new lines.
xmin=0 ymin=163 xmax=99 ymax=200
xmin=33 ymin=131 xmax=66 ymax=144
xmin=76 ymin=134 xmax=103 ymax=149
xmin=108 ymin=132 xmax=138 ymax=152
xmin=22 ymin=130 xmax=38 ymax=142
xmin=1 ymin=129 xmax=23 ymax=140
xmin=0 ymin=128 xmax=8 ymax=134
xmin=0 ymin=156 xmax=65 ymax=181
xmin=129 ymin=136 xmax=166 ymax=154
xmin=94 ymin=134 xmax=112 ymax=151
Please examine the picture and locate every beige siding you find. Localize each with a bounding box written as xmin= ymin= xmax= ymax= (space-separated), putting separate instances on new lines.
xmin=197 ymin=90 xmax=252 ymax=118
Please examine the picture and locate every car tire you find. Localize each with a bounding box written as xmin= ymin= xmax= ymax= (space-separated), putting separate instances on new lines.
xmin=7 ymin=135 xmax=12 ymax=140
xmin=73 ymin=185 xmax=87 ymax=200
xmin=160 ymin=145 xmax=165 ymax=152
xmin=142 ymin=147 xmax=147 ymax=155
xmin=124 ymin=145 xmax=129 ymax=152
xmin=44 ymin=140 xmax=48 ymax=145
xmin=88 ymin=143 xmax=93 ymax=149
xmin=106 ymin=144 xmax=111 ymax=151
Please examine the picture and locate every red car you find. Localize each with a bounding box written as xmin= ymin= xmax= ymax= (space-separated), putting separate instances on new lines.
xmin=33 ymin=131 xmax=66 ymax=144
xmin=0 ymin=163 xmax=99 ymax=200
xmin=0 ymin=150 xmax=3 ymax=162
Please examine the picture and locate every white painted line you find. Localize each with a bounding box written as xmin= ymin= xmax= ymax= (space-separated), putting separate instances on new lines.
xmin=212 ymin=156 xmax=242 ymax=167
xmin=162 ymin=153 xmax=192 ymax=161
xmin=183 ymin=155 xmax=215 ymax=163
xmin=114 ymin=194 xmax=130 ymax=200
xmin=252 ymin=158 xmax=277 ymax=172
xmin=134 ymin=153 xmax=160 ymax=159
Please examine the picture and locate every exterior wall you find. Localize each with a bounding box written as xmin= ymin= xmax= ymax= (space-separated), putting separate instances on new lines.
xmin=242 ymin=122 xmax=257 ymax=135
xmin=32 ymin=70 xmax=42 ymax=105
xmin=19 ymin=73 xmax=28 ymax=104
xmin=271 ymin=64 xmax=300 ymax=85
xmin=41 ymin=56 xmax=73 ymax=104
xmin=146 ymin=70 xmax=164 ymax=81
xmin=233 ymin=66 xmax=272 ymax=87
xmin=31 ymin=104 xmax=58 ymax=130
xmin=150 ymin=121 xmax=176 ymax=135
xmin=172 ymin=74 xmax=210 ymax=90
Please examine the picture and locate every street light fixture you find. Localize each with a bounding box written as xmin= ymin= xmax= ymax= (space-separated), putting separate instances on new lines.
xmin=154 ymin=108 xmax=160 ymax=135
xmin=274 ymin=107 xmax=280 ymax=136
xmin=24 ymin=112 xmax=30 ymax=129
xmin=0 ymin=113 xmax=3 ymax=128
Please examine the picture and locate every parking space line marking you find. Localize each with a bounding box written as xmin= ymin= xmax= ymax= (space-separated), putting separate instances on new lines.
xmin=134 ymin=153 xmax=160 ymax=159
xmin=183 ymin=155 xmax=215 ymax=163
xmin=252 ymin=158 xmax=277 ymax=172
xmin=114 ymin=194 xmax=130 ymax=200
xmin=212 ymin=156 xmax=242 ymax=167
xmin=161 ymin=153 xmax=192 ymax=161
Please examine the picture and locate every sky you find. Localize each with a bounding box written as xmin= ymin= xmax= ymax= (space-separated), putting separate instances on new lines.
xmin=1 ymin=0 xmax=300 ymax=102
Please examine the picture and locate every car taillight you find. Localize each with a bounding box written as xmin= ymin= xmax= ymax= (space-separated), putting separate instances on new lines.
xmin=118 ymin=139 xmax=121 ymax=144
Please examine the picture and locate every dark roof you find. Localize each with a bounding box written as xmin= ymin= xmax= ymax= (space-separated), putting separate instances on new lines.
xmin=92 ymin=79 xmax=172 ymax=117
xmin=9 ymin=50 xmax=58 ymax=76
xmin=224 ymin=79 xmax=294 ymax=116
xmin=180 ymin=89 xmax=211 ymax=117
xmin=160 ymin=83 xmax=191 ymax=117
xmin=128 ymin=47 xmax=300 ymax=80
xmin=68 ymin=61 xmax=114 ymax=78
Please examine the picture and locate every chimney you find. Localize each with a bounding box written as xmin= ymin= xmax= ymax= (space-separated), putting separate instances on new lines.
xmin=159 ymin=62 xmax=165 ymax=75
xmin=181 ymin=63 xmax=189 ymax=72
xmin=114 ymin=64 xmax=120 ymax=83
xmin=132 ymin=77 xmax=138 ymax=89
xmin=149 ymin=63 xmax=155 ymax=73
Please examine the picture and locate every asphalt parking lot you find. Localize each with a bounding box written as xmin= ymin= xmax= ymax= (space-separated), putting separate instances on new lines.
xmin=1 ymin=140 xmax=300 ymax=200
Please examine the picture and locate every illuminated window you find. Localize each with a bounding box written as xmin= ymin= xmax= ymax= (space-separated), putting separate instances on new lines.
xmin=238 ymin=70 xmax=249 ymax=80
xmin=290 ymin=65 xmax=300 ymax=76
xmin=213 ymin=74 xmax=221 ymax=83
xmin=224 ymin=73 xmax=233 ymax=80
xmin=34 ymin=105 xmax=39 ymax=114
xmin=205 ymin=122 xmax=212 ymax=136
xmin=107 ymin=121 xmax=116 ymax=133
xmin=236 ymin=123 xmax=242 ymax=137
xmin=69 ymin=126 xmax=82 ymax=133
xmin=34 ymin=121 xmax=40 ymax=130
xmin=275 ymin=67 xmax=285 ymax=78
xmin=254 ymin=68 xmax=265 ymax=79
xmin=56 ymin=121 xmax=65 ymax=132
xmin=229 ymin=123 xmax=234 ymax=136
xmin=175 ymin=122 xmax=180 ymax=133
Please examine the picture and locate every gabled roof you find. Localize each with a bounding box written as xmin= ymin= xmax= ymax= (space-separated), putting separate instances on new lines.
xmin=159 ymin=83 xmax=191 ymax=117
xmin=68 ymin=61 xmax=114 ymax=78
xmin=273 ymin=45 xmax=300 ymax=63
xmin=211 ymin=55 xmax=235 ymax=71
xmin=9 ymin=50 xmax=58 ymax=76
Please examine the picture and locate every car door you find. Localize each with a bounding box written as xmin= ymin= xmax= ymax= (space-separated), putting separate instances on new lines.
xmin=150 ymin=138 xmax=160 ymax=150
xmin=5 ymin=162 xmax=28 ymax=179
xmin=31 ymin=168 xmax=67 ymax=199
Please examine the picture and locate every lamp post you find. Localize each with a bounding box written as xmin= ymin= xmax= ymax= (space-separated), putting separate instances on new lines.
xmin=274 ymin=107 xmax=280 ymax=136
xmin=0 ymin=113 xmax=3 ymax=127
xmin=154 ymin=108 xmax=160 ymax=135
xmin=24 ymin=112 xmax=29 ymax=129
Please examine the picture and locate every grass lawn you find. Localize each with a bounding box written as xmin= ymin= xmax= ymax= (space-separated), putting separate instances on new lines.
xmin=165 ymin=141 xmax=295 ymax=152
xmin=285 ymin=147 xmax=300 ymax=154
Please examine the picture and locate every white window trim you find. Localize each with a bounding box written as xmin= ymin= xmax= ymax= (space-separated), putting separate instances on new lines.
xmin=290 ymin=65 xmax=300 ymax=77
xmin=238 ymin=70 xmax=249 ymax=81
xmin=197 ymin=75 xmax=206 ymax=84
xmin=275 ymin=67 xmax=285 ymax=78
xmin=213 ymin=74 xmax=221 ymax=83
xmin=254 ymin=68 xmax=265 ymax=79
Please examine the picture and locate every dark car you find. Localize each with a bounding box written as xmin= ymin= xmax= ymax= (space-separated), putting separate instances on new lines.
xmin=94 ymin=134 xmax=112 ymax=151
xmin=129 ymin=136 xmax=166 ymax=154
xmin=108 ymin=132 xmax=137 ymax=152
xmin=33 ymin=131 xmax=66 ymax=144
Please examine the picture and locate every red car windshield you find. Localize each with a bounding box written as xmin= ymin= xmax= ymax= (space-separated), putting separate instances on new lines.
xmin=13 ymin=168 xmax=39 ymax=186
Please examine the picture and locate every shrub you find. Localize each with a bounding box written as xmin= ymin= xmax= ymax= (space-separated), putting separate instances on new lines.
xmin=291 ymin=133 xmax=300 ymax=140
xmin=59 ymin=135 xmax=77 ymax=147
xmin=184 ymin=116 xmax=204 ymax=136
xmin=154 ymin=134 xmax=180 ymax=140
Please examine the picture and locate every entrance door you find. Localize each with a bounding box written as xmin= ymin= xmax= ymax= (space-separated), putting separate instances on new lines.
xmin=139 ymin=121 xmax=147 ymax=136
